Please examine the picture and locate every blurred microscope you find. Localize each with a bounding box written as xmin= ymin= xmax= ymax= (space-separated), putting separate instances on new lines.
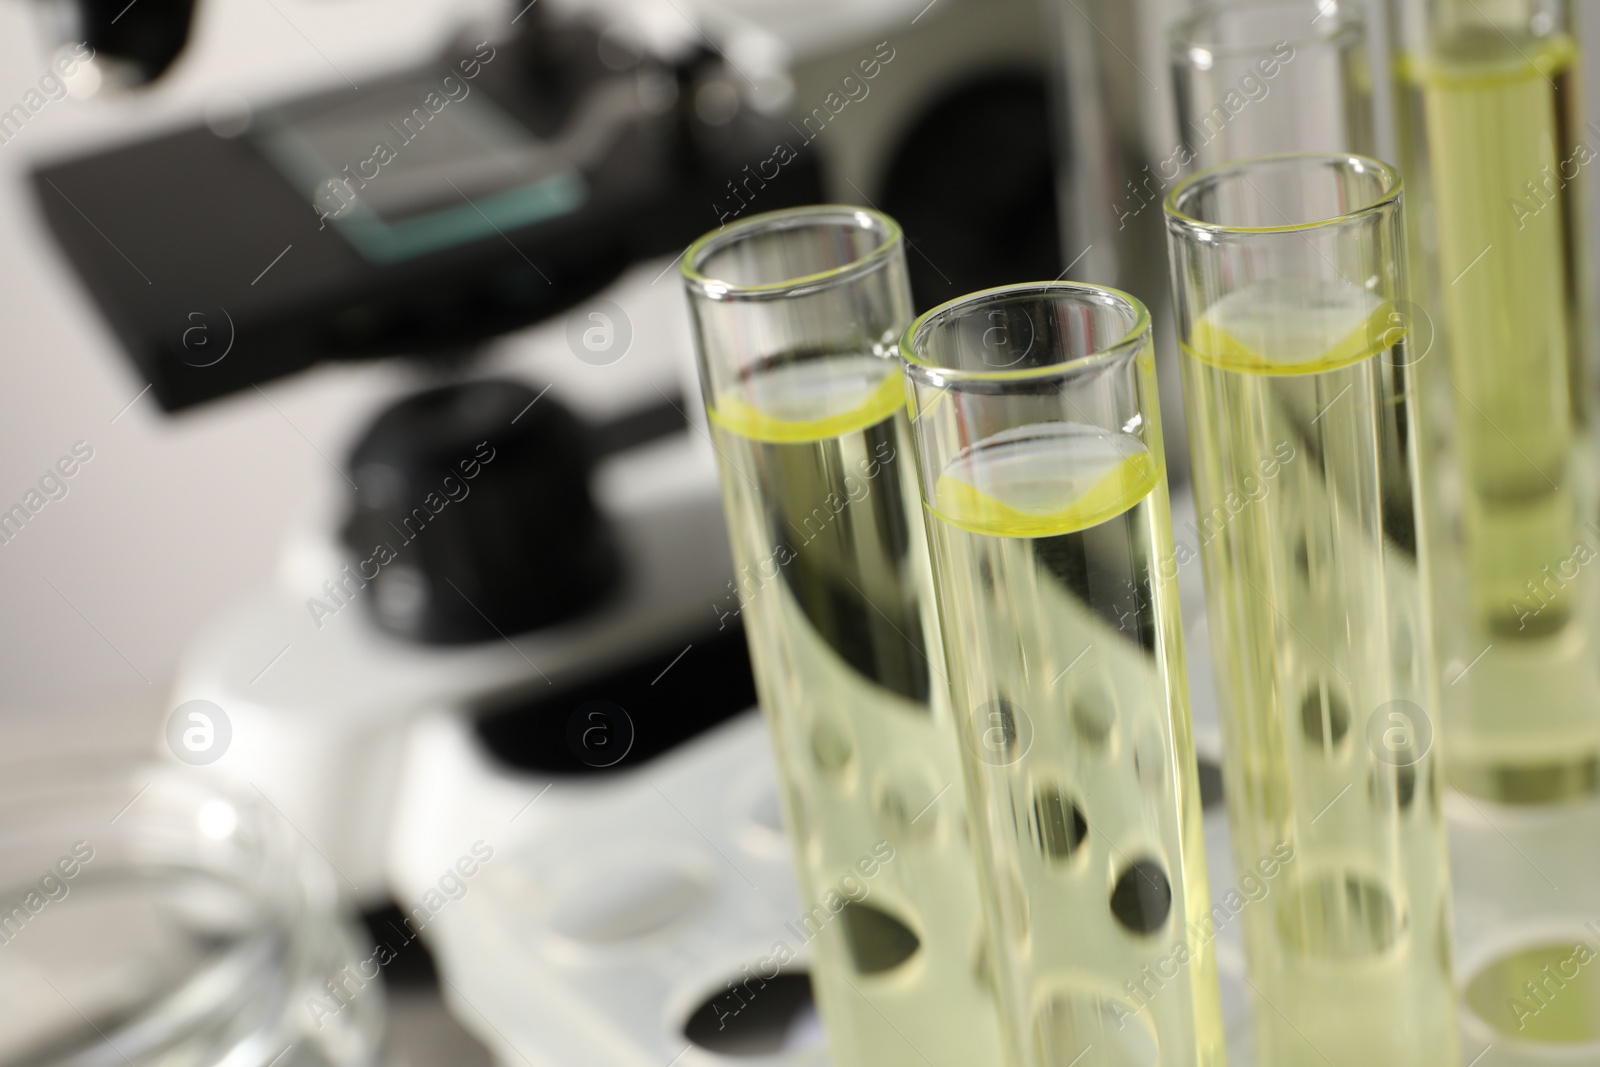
xmin=32 ymin=0 xmax=1600 ymax=1063
xmin=22 ymin=0 xmax=1068 ymax=1064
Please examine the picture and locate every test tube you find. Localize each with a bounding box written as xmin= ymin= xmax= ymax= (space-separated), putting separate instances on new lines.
xmin=1385 ymin=1 xmax=1600 ymax=1053
xmin=1385 ymin=0 xmax=1600 ymax=804
xmin=902 ymin=282 xmax=1225 ymax=1067
xmin=680 ymin=206 xmax=1005 ymax=1067
xmin=1169 ymin=1 xmax=1376 ymax=172
xmin=1164 ymin=154 xmax=1457 ymax=1065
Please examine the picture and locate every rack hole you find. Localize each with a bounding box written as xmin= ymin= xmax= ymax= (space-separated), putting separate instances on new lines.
xmin=682 ymin=971 xmax=823 ymax=1056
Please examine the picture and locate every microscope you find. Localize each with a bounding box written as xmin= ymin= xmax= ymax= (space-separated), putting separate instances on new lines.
xmin=31 ymin=0 xmax=836 ymax=1062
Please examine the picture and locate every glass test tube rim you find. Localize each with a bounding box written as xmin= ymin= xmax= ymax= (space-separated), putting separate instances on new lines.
xmin=899 ymin=280 xmax=1153 ymax=390
xmin=1163 ymin=150 xmax=1401 ymax=237
xmin=1168 ymin=0 xmax=1366 ymax=61
xmin=680 ymin=203 xmax=903 ymax=303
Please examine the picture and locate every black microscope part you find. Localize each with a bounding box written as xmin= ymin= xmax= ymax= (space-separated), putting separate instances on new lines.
xmin=342 ymin=378 xmax=622 ymax=644
xmin=33 ymin=13 xmax=823 ymax=412
xmin=473 ymin=619 xmax=758 ymax=777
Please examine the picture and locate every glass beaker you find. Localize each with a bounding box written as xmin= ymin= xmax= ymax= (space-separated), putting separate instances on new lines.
xmin=0 ymin=759 xmax=384 ymax=1067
